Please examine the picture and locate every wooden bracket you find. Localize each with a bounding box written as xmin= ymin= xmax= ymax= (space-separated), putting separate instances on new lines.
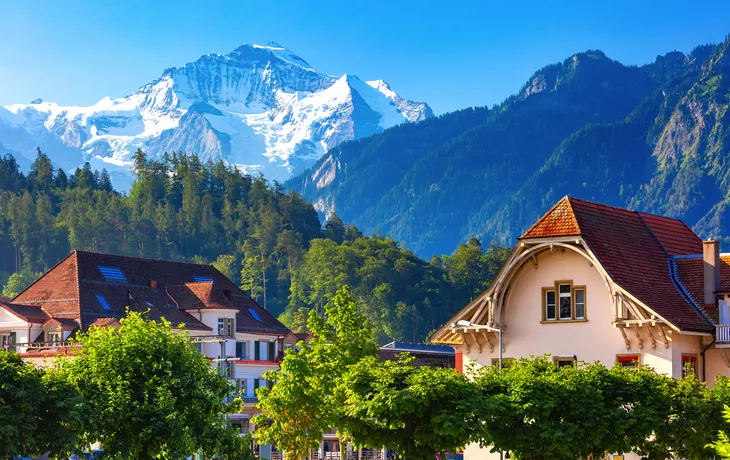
xmin=658 ymin=325 xmax=669 ymax=349
xmin=473 ymin=333 xmax=482 ymax=354
xmin=481 ymin=331 xmax=494 ymax=353
xmin=635 ymin=330 xmax=644 ymax=350
xmin=647 ymin=327 xmax=656 ymax=349
xmin=620 ymin=327 xmax=630 ymax=351
xmin=457 ymin=331 xmax=470 ymax=354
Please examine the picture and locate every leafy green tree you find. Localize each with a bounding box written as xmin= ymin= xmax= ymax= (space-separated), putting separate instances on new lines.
xmin=2 ymin=268 xmax=39 ymax=298
xmin=241 ymin=255 xmax=265 ymax=301
xmin=474 ymin=356 xmax=674 ymax=460
xmin=339 ymin=355 xmax=483 ymax=460
xmin=324 ymin=212 xmax=346 ymax=244
xmin=254 ymin=287 xmax=378 ymax=460
xmin=58 ymin=310 xmax=245 ymax=459
xmin=0 ymin=350 xmax=79 ymax=458
xmin=213 ymin=253 xmax=239 ymax=281
xmin=708 ymin=405 xmax=730 ymax=458
xmin=637 ymin=374 xmax=730 ymax=459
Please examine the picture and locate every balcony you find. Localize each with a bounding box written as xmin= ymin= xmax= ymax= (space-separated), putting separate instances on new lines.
xmin=717 ymin=325 xmax=730 ymax=343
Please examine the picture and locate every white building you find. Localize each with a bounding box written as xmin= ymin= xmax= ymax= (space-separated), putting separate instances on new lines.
xmin=0 ymin=250 xmax=293 ymax=444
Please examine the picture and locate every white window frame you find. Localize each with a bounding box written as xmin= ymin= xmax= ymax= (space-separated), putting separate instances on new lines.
xmin=558 ymin=284 xmax=572 ymax=320
xmin=544 ymin=289 xmax=556 ymax=321
xmin=574 ymin=288 xmax=586 ymax=319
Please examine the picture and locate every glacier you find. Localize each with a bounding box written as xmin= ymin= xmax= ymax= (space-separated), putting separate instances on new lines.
xmin=0 ymin=42 xmax=432 ymax=189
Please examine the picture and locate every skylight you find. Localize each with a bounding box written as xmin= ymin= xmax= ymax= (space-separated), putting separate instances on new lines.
xmin=193 ymin=275 xmax=214 ymax=283
xmin=248 ymin=308 xmax=262 ymax=322
xmin=98 ymin=266 xmax=127 ymax=283
xmin=95 ymin=294 xmax=112 ymax=311
xmin=145 ymin=301 xmax=153 ymax=307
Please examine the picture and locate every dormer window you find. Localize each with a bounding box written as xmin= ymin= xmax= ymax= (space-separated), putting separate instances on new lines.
xmin=98 ymin=266 xmax=127 ymax=283
xmin=542 ymin=280 xmax=586 ymax=322
xmin=47 ymin=331 xmax=61 ymax=345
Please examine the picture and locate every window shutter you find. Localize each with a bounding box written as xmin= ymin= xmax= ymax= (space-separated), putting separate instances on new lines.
xmin=268 ymin=341 xmax=275 ymax=361
xmin=9 ymin=332 xmax=16 ymax=352
xmin=254 ymin=341 xmax=260 ymax=360
xmin=254 ymin=379 xmax=260 ymax=391
xmin=236 ymin=342 xmax=243 ymax=359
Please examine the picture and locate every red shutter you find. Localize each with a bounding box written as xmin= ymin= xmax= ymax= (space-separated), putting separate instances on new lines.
xmin=455 ymin=350 xmax=463 ymax=373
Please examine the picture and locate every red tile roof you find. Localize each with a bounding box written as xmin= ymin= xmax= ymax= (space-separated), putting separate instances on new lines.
xmin=521 ymin=197 xmax=713 ymax=332
xmin=12 ymin=250 xmax=289 ymax=335
xmin=166 ymin=282 xmax=238 ymax=311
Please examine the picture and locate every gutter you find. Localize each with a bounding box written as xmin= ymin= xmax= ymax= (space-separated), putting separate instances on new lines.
xmin=702 ymin=337 xmax=716 ymax=382
xmin=668 ymin=257 xmax=716 ymax=329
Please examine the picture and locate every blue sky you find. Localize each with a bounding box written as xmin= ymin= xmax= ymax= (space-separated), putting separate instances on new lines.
xmin=1 ymin=0 xmax=729 ymax=114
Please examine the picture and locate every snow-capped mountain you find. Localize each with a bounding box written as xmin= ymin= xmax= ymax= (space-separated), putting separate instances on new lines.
xmin=1 ymin=42 xmax=432 ymax=188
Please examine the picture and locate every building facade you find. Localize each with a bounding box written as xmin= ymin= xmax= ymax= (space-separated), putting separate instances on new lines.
xmin=0 ymin=250 xmax=294 ymax=438
xmin=432 ymin=197 xmax=730 ymax=460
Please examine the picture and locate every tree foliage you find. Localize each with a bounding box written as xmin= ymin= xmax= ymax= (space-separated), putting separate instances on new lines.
xmin=57 ymin=310 xmax=249 ymax=459
xmin=0 ymin=149 xmax=509 ymax=343
xmin=339 ymin=355 xmax=483 ymax=460
xmin=708 ymin=405 xmax=730 ymax=459
xmin=254 ymin=287 xmax=379 ymax=460
xmin=0 ymin=349 xmax=79 ymax=458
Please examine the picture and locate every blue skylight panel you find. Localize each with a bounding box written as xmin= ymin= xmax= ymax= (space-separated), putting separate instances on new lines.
xmin=95 ymin=294 xmax=112 ymax=311
xmin=98 ymin=266 xmax=127 ymax=282
xmin=248 ymin=308 xmax=262 ymax=322
xmin=193 ymin=275 xmax=214 ymax=283
xmin=145 ymin=301 xmax=153 ymax=307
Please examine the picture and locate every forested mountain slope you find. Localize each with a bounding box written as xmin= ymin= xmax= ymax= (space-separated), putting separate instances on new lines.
xmin=290 ymin=38 xmax=730 ymax=256
xmin=0 ymin=151 xmax=507 ymax=343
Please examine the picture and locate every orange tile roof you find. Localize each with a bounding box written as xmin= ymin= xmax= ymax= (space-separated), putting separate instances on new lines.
xmin=521 ymin=197 xmax=581 ymax=238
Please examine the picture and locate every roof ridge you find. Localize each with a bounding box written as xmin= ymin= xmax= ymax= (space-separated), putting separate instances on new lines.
xmin=74 ymin=251 xmax=83 ymax=329
xmin=74 ymin=249 xmax=214 ymax=269
xmin=567 ymin=196 xmax=690 ymax=225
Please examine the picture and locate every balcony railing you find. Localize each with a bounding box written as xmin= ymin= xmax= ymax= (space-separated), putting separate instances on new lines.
xmin=3 ymin=341 xmax=74 ymax=352
xmin=717 ymin=325 xmax=730 ymax=342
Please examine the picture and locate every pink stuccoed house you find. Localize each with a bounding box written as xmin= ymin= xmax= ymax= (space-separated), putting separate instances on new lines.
xmin=432 ymin=196 xmax=730 ymax=460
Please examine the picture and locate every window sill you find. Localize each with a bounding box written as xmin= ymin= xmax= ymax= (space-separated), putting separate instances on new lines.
xmin=540 ymin=319 xmax=588 ymax=324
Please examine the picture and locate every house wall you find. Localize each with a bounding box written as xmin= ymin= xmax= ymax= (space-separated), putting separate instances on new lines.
xmin=704 ymin=347 xmax=730 ymax=383
xmin=461 ymin=248 xmax=704 ymax=460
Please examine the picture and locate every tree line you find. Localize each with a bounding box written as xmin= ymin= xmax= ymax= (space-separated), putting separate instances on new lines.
xmin=257 ymin=287 xmax=730 ymax=460
xmin=0 ymin=149 xmax=509 ymax=342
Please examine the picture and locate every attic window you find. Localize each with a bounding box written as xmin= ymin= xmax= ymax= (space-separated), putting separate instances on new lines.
xmin=95 ymin=294 xmax=112 ymax=311
xmin=193 ymin=275 xmax=214 ymax=283
xmin=98 ymin=266 xmax=127 ymax=283
xmin=145 ymin=301 xmax=153 ymax=307
xmin=248 ymin=308 xmax=262 ymax=322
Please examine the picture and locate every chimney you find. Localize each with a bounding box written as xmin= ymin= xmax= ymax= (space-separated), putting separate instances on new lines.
xmin=703 ymin=239 xmax=721 ymax=306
